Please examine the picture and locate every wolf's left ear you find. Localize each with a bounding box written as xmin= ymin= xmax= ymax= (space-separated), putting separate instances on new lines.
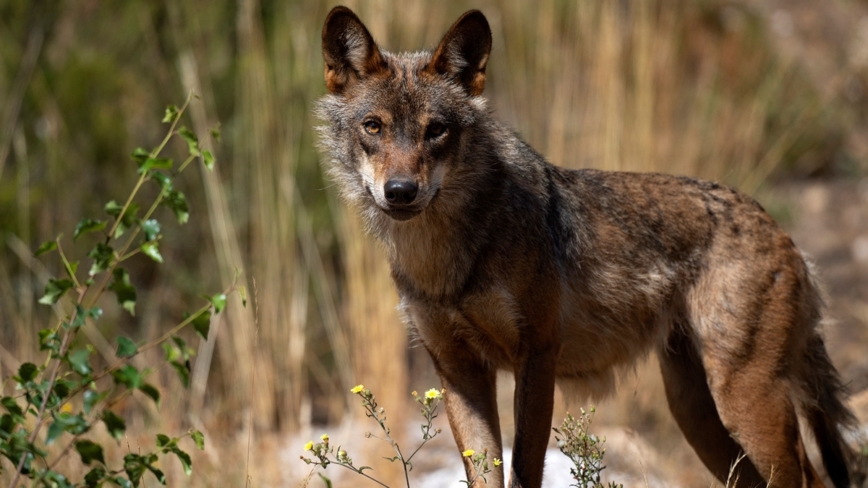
xmin=427 ymin=10 xmax=492 ymax=96
xmin=321 ymin=6 xmax=387 ymax=94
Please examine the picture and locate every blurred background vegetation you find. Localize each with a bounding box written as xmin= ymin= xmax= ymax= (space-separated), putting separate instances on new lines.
xmin=2 ymin=0 xmax=867 ymax=485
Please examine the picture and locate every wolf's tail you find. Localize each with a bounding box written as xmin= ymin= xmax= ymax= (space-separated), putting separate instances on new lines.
xmin=801 ymin=333 xmax=863 ymax=487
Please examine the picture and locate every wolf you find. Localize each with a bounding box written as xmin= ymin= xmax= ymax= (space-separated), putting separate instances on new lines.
xmin=316 ymin=6 xmax=861 ymax=488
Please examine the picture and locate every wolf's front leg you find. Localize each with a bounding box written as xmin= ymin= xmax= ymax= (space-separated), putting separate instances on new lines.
xmin=429 ymin=346 xmax=504 ymax=488
xmin=509 ymin=346 xmax=557 ymax=488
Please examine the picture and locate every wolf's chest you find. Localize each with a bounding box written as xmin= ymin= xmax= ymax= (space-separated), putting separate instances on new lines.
xmin=399 ymin=288 xmax=525 ymax=368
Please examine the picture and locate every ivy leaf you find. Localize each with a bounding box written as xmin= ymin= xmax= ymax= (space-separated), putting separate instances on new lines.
xmin=141 ymin=241 xmax=163 ymax=263
xmin=170 ymin=361 xmax=190 ymax=388
xmin=123 ymin=453 xmax=145 ymax=485
xmin=83 ymin=389 xmax=104 ymax=416
xmin=73 ymin=219 xmax=107 ymax=241
xmin=102 ymin=411 xmax=126 ymax=440
xmin=67 ymin=349 xmax=93 ymax=376
xmin=75 ymin=440 xmax=105 ymax=465
xmin=69 ymin=304 xmax=102 ymax=329
xmin=177 ymin=126 xmax=200 ymax=156
xmin=191 ymin=310 xmax=211 ymax=340
xmin=138 ymin=383 xmax=160 ymax=406
xmin=87 ymin=243 xmax=114 ymax=277
xmin=17 ymin=363 xmax=39 ymax=383
xmin=151 ymin=172 xmax=172 ymax=191
xmin=162 ymin=342 xmax=180 ymax=363
xmin=190 ymin=430 xmax=205 ymax=450
xmin=1 ymin=397 xmax=23 ymax=419
xmin=84 ymin=466 xmax=106 ymax=487
xmin=107 ymin=268 xmax=136 ymax=315
xmin=116 ymin=337 xmax=138 ymax=358
xmin=201 ymin=150 xmax=214 ymax=171
xmin=46 ymin=412 xmax=88 ymax=444
xmin=156 ymin=434 xmax=173 ymax=450
xmin=104 ymin=202 xmax=139 ymax=239
xmin=162 ymin=105 xmax=179 ymax=123
xmin=137 ymin=157 xmax=173 ymax=175
xmin=163 ymin=190 xmax=189 ymax=224
xmin=111 ymin=365 xmax=142 ymax=389
xmin=173 ymin=448 xmax=193 ymax=475
xmin=206 ymin=293 xmax=226 ymax=314
xmin=130 ymin=148 xmax=150 ymax=166
xmin=142 ymin=219 xmax=160 ymax=241
xmin=34 ymin=240 xmax=58 ymax=256
xmin=38 ymin=279 xmax=74 ymax=305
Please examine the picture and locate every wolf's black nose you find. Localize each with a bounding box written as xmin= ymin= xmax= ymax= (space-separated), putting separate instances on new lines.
xmin=384 ymin=179 xmax=418 ymax=205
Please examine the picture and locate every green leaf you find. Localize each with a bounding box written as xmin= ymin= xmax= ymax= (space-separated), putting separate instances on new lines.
xmin=102 ymin=411 xmax=126 ymax=440
xmin=38 ymin=279 xmax=74 ymax=305
xmin=191 ymin=310 xmax=211 ymax=340
xmin=111 ymin=476 xmax=134 ymax=488
xmin=319 ymin=473 xmax=334 ymax=488
xmin=138 ymin=157 xmax=173 ymax=175
xmin=162 ymin=105 xmax=179 ymax=123
xmin=147 ymin=463 xmax=166 ymax=485
xmin=87 ymin=243 xmax=114 ymax=276
xmin=73 ymin=219 xmax=107 ymax=241
xmin=18 ymin=362 xmax=39 ymax=382
xmin=207 ymin=293 xmax=226 ymax=314
xmin=162 ymin=342 xmax=180 ymax=363
xmin=130 ymin=147 xmax=150 ymax=165
xmin=173 ymin=448 xmax=193 ymax=475
xmin=39 ymin=328 xmax=60 ymax=355
xmin=190 ymin=429 xmax=205 ymax=450
xmin=170 ymin=361 xmax=190 ymax=388
xmin=156 ymin=434 xmax=173 ymax=449
xmin=151 ymin=172 xmax=172 ymax=191
xmin=202 ymin=150 xmax=214 ymax=171
xmin=163 ymin=190 xmax=189 ymax=224
xmin=67 ymin=349 xmax=93 ymax=376
xmin=141 ymin=241 xmax=163 ymax=263
xmin=123 ymin=453 xmax=145 ymax=484
xmin=1 ymin=397 xmax=23 ymax=419
xmin=116 ymin=337 xmax=138 ymax=358
xmin=46 ymin=412 xmax=88 ymax=444
xmin=75 ymin=440 xmax=105 ymax=465
xmin=209 ymin=127 xmax=221 ymax=142
xmin=172 ymin=336 xmax=190 ymax=359
xmin=111 ymin=364 xmax=142 ymax=389
xmin=83 ymin=389 xmax=103 ymax=416
xmin=138 ymin=383 xmax=160 ymax=405
xmin=69 ymin=304 xmax=102 ymax=329
xmin=142 ymin=219 xmax=161 ymax=241
xmin=107 ymin=268 xmax=136 ymax=315
xmin=84 ymin=466 xmax=106 ymax=487
xmin=178 ymin=126 xmax=200 ymax=156
xmin=238 ymin=285 xmax=247 ymax=308
xmin=34 ymin=240 xmax=58 ymax=256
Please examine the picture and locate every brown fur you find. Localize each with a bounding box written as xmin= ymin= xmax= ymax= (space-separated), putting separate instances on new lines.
xmin=316 ymin=6 xmax=861 ymax=487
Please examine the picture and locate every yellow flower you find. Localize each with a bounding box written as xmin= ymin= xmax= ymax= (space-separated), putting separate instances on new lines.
xmin=493 ymin=458 xmax=502 ymax=467
xmin=462 ymin=449 xmax=475 ymax=458
xmin=411 ymin=390 xmax=418 ymax=397
xmin=60 ymin=403 xmax=73 ymax=413
xmin=320 ymin=433 xmax=329 ymax=443
xmin=303 ymin=441 xmax=314 ymax=452
xmin=425 ymin=388 xmax=441 ymax=400
xmin=351 ymin=384 xmax=364 ymax=394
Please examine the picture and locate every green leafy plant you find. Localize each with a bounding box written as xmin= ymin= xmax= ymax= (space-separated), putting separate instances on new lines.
xmin=301 ymin=385 xmax=501 ymax=487
xmin=553 ymin=408 xmax=622 ymax=488
xmin=0 ymin=93 xmax=238 ymax=487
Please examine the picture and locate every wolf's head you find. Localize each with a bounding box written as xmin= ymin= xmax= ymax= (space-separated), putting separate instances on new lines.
xmin=316 ymin=6 xmax=493 ymax=227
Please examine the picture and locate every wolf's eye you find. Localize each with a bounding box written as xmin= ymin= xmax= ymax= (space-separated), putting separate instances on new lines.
xmin=363 ymin=120 xmax=381 ymax=135
xmin=426 ymin=122 xmax=447 ymax=139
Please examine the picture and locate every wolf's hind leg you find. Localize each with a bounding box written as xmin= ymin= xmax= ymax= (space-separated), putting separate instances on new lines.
xmin=658 ymin=327 xmax=765 ymax=487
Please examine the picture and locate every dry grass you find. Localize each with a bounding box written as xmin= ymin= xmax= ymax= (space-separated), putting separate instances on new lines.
xmin=0 ymin=0 xmax=863 ymax=486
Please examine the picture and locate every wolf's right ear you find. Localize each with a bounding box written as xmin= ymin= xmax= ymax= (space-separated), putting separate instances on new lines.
xmin=427 ymin=10 xmax=492 ymax=96
xmin=321 ymin=6 xmax=387 ymax=94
